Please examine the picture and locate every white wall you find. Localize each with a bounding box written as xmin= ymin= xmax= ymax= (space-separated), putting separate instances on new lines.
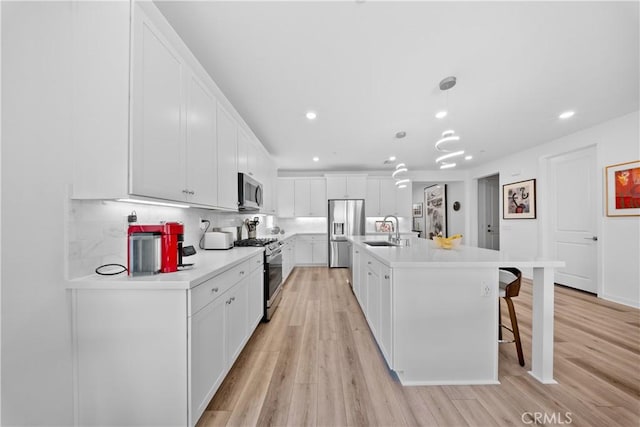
xmin=2 ymin=3 xmax=75 ymax=424
xmin=468 ymin=111 xmax=640 ymax=307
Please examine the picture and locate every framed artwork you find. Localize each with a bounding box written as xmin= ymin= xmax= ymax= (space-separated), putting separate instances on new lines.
xmin=375 ymin=221 xmax=395 ymax=233
xmin=412 ymin=203 xmax=423 ymax=217
xmin=424 ymin=184 xmax=446 ymax=239
xmin=503 ymin=179 xmax=536 ymax=219
xmin=605 ymin=160 xmax=640 ymax=217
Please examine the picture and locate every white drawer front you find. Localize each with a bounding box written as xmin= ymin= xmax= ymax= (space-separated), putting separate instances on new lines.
xmin=190 ymin=253 xmax=263 ymax=315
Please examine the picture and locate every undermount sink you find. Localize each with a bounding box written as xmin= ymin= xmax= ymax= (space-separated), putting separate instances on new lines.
xmin=364 ymin=241 xmax=398 ymax=247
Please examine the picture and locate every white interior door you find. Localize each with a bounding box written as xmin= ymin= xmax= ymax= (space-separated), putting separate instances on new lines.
xmin=549 ymin=146 xmax=597 ymax=293
xmin=478 ymin=175 xmax=500 ymax=250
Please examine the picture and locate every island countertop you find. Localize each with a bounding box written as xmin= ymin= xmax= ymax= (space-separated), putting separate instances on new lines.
xmin=349 ymin=235 xmax=565 ymax=269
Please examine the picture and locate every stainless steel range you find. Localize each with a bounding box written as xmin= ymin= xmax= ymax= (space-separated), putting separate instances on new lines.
xmin=234 ymin=238 xmax=284 ymax=321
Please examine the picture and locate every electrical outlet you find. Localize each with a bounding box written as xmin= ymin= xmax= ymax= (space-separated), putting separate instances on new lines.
xmin=199 ymin=218 xmax=207 ymax=230
xmin=480 ymin=282 xmax=491 ymax=297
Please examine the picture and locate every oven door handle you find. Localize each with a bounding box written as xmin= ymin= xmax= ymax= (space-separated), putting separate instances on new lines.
xmin=268 ymin=249 xmax=282 ymax=259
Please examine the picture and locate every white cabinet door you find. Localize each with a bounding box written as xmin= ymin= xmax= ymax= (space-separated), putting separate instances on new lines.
xmin=312 ymin=238 xmax=328 ymax=265
xmin=379 ymin=266 xmax=392 ymax=364
xmin=309 ymin=179 xmax=327 ymax=217
xmin=248 ymin=265 xmax=264 ymax=329
xmin=185 ymin=73 xmax=217 ymax=206
xmin=237 ymin=127 xmax=249 ymax=175
xmin=226 ymin=279 xmax=249 ymax=365
xmin=294 ymin=179 xmax=311 ymax=216
xmin=216 ymin=102 xmax=239 ymax=210
xmin=379 ymin=179 xmax=397 ymax=216
xmin=326 ymin=176 xmax=347 ymax=199
xmin=190 ymin=296 xmax=226 ymax=426
xmin=326 ymin=175 xmax=367 ymax=199
xmin=283 ymin=240 xmax=294 ymax=281
xmin=395 ymin=184 xmax=412 ymax=217
xmin=277 ymin=178 xmax=295 ymax=217
xmin=131 ymin=14 xmax=185 ymax=201
xmin=346 ymin=176 xmax=367 ymax=199
xmin=366 ymin=179 xmax=381 ymax=216
xmin=352 ymin=246 xmax=361 ymax=301
xmin=366 ymin=266 xmax=380 ymax=337
xmin=295 ymin=238 xmax=313 ymax=265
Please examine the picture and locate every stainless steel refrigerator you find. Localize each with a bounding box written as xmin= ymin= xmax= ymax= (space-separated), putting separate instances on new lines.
xmin=328 ymin=199 xmax=365 ymax=268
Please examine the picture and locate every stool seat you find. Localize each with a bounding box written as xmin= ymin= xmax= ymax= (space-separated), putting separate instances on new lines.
xmin=498 ymin=267 xmax=525 ymax=366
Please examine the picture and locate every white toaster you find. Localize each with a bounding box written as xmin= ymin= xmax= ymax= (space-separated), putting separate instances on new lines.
xmin=203 ymin=232 xmax=234 ymax=250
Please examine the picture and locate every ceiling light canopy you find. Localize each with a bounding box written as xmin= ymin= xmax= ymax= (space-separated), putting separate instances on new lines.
xmin=559 ymin=110 xmax=575 ymax=119
xmin=306 ymin=111 xmax=317 ymax=120
xmin=395 ymin=131 xmax=407 ymax=139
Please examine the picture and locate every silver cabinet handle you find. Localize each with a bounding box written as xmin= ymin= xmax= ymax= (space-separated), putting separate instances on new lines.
xmin=355 ymin=250 xmax=359 ymax=254
xmin=239 ymin=271 xmax=245 ymax=275
xmin=189 ymin=190 xmax=195 ymax=195
xmin=182 ymin=189 xmax=188 ymax=194
xmin=226 ymin=299 xmax=232 ymax=304
xmin=367 ymin=261 xmax=372 ymax=265
xmin=583 ymin=236 xmax=598 ymax=241
xmin=231 ymin=297 xmax=236 ymax=302
xmin=384 ymin=275 xmax=390 ymax=279
xmin=211 ymin=287 xmax=219 ymax=293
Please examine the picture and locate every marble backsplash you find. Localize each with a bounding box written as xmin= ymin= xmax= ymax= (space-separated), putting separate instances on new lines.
xmin=67 ymin=199 xmax=274 ymax=279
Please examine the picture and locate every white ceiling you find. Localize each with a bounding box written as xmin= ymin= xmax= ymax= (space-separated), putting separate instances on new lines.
xmin=155 ymin=1 xmax=639 ymax=172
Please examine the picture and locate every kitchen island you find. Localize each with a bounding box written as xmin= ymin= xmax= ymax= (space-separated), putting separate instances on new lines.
xmin=349 ymin=236 xmax=564 ymax=386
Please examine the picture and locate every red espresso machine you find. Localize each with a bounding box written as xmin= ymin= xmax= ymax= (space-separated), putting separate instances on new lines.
xmin=127 ymin=222 xmax=185 ymax=275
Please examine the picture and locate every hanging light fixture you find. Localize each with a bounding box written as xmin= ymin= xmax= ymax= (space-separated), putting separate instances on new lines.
xmin=434 ymin=76 xmax=464 ymax=169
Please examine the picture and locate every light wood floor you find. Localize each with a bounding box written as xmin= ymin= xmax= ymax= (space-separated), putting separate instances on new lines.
xmin=197 ymin=267 xmax=640 ymax=427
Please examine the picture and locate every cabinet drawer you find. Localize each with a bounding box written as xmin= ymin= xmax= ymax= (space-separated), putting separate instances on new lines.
xmin=190 ymin=253 xmax=263 ymax=315
xmin=363 ymin=253 xmax=381 ymax=277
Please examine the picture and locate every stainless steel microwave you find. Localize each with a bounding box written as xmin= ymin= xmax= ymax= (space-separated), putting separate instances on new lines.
xmin=238 ymin=173 xmax=263 ymax=211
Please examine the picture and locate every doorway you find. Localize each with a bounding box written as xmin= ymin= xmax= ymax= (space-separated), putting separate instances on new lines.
xmin=478 ymin=174 xmax=500 ymax=250
xmin=547 ymin=146 xmax=598 ymax=294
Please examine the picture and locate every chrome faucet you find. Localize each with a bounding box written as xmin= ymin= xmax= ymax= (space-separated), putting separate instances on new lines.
xmin=383 ymin=215 xmax=400 ymax=244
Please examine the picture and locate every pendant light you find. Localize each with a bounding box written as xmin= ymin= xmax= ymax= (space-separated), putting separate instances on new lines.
xmin=434 ymin=76 xmax=464 ymax=168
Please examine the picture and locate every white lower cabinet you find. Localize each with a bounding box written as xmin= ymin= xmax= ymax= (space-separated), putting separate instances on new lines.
xmin=282 ymin=239 xmax=295 ymax=282
xmin=71 ymin=253 xmax=263 ymax=427
xmin=294 ymin=235 xmax=327 ymax=265
xmin=353 ymin=250 xmax=393 ymax=367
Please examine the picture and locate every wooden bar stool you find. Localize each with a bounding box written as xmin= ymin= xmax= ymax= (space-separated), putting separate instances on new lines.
xmin=498 ymin=267 xmax=525 ymax=366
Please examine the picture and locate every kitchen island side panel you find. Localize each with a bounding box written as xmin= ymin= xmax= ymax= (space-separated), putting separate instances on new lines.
xmin=392 ymin=268 xmax=499 ymax=385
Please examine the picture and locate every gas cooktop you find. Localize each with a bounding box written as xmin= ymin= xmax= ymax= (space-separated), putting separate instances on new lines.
xmin=234 ymin=238 xmax=278 ymax=247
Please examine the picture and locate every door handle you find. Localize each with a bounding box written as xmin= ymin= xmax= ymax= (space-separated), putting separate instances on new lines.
xmin=584 ymin=236 xmax=598 ymax=241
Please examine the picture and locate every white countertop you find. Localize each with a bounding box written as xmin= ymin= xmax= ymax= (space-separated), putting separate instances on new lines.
xmin=67 ymin=246 xmax=264 ymax=290
xmin=350 ymin=235 xmax=565 ymax=269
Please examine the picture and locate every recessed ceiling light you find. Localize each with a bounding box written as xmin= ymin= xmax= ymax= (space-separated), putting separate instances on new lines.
xmin=435 ymin=111 xmax=447 ymax=119
xmin=465 ymin=155 xmax=473 ymax=160
xmin=389 ymin=156 xmax=396 ymax=161
xmin=312 ymin=156 xmax=319 ymax=162
xmin=395 ymin=131 xmax=407 ymax=139
xmin=440 ymin=163 xmax=456 ymax=169
xmin=559 ymin=110 xmax=575 ymax=119
xmin=306 ymin=111 xmax=317 ymax=120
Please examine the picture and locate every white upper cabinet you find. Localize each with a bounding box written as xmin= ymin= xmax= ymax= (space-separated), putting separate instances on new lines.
xmin=131 ymin=12 xmax=186 ymax=201
xmin=366 ymin=178 xmax=412 ymax=217
xmin=326 ymin=175 xmax=367 ymax=199
xmin=277 ymin=179 xmax=295 ymax=217
xmin=216 ymin=102 xmax=239 ymax=210
xmin=185 ymin=73 xmax=218 ymax=207
xmin=294 ymin=178 xmax=326 ymax=217
xmin=261 ymin=156 xmax=278 ymax=215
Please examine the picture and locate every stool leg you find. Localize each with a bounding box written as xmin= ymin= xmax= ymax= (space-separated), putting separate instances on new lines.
xmin=498 ymin=298 xmax=503 ymax=340
xmin=505 ymin=297 xmax=525 ymax=366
